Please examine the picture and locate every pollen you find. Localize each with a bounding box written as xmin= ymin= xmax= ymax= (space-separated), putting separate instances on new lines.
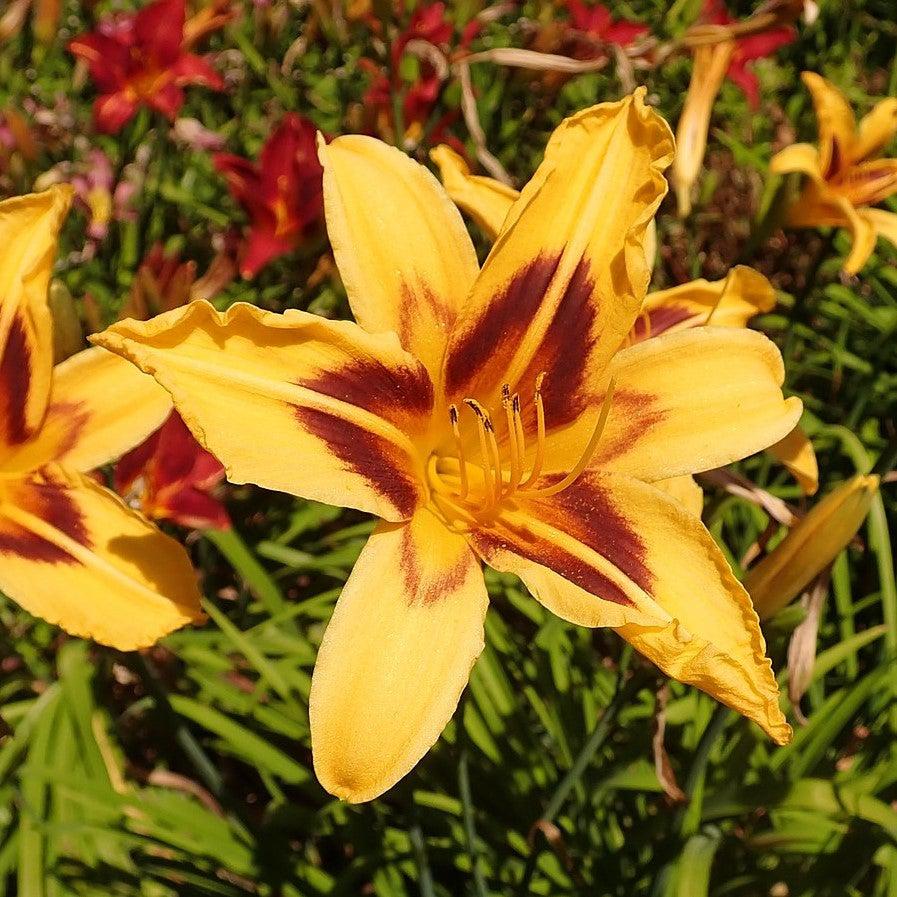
xmin=427 ymin=375 xmax=616 ymax=528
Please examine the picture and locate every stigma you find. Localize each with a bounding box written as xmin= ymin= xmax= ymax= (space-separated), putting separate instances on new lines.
xmin=427 ymin=375 xmax=615 ymax=528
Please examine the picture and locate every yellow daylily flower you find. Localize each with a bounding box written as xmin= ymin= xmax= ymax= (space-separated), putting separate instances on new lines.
xmin=96 ymin=90 xmax=801 ymax=804
xmin=745 ymin=474 xmax=879 ymax=620
xmin=432 ymin=142 xmax=818 ymax=498
xmin=771 ymin=72 xmax=897 ymax=273
xmin=0 ymin=187 xmax=203 ymax=650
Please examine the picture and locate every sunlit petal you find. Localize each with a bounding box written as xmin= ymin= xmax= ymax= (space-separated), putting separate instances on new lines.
xmin=311 ymin=509 xmax=488 ymax=802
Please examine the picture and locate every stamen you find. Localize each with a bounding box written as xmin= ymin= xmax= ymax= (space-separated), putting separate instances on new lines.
xmin=449 ymin=404 xmax=469 ymax=499
xmin=502 ymin=385 xmax=522 ymax=491
xmin=519 ymin=372 xmax=547 ymax=488
xmin=703 ymin=271 xmax=732 ymax=327
xmin=464 ymin=399 xmax=497 ymax=506
xmin=528 ymin=378 xmax=616 ymax=498
xmin=483 ymin=416 xmax=504 ymax=507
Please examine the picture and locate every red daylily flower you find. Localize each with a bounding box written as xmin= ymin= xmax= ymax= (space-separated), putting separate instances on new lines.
xmin=362 ymin=2 xmax=478 ymax=145
xmin=115 ymin=410 xmax=229 ymax=531
xmin=213 ymin=114 xmax=324 ymax=279
xmin=564 ymin=0 xmax=649 ymax=48
xmin=69 ymin=0 xmax=224 ymax=134
xmin=701 ymin=0 xmax=796 ymax=108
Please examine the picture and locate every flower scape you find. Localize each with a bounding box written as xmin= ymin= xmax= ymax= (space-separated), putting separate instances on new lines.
xmin=0 ymin=1 xmax=895 ymax=894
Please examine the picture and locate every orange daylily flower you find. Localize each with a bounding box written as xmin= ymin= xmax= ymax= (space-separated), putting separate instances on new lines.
xmin=0 ymin=187 xmax=203 ymax=649
xmin=96 ymin=91 xmax=801 ymax=803
xmin=432 ymin=143 xmax=818 ymax=499
xmin=770 ymin=72 xmax=897 ymax=273
xmin=68 ymin=0 xmax=225 ymax=134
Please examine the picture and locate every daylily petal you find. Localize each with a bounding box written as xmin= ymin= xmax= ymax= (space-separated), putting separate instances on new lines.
xmin=672 ymin=42 xmax=734 ymax=217
xmin=836 ymin=158 xmax=897 ymax=207
xmin=429 ymin=144 xmax=518 ymax=240
xmin=835 ymin=196 xmax=878 ymax=274
xmin=0 ymin=466 xmax=203 ymax=650
xmin=1 ymin=347 xmax=172 ymax=475
xmin=633 ymin=265 xmax=774 ymax=341
xmin=569 ymin=327 xmax=802 ymax=481
xmin=310 ymin=508 xmax=488 ymax=802
xmin=654 ymin=475 xmax=704 ymax=517
xmin=0 ymin=186 xmax=72 ymax=449
xmin=468 ymin=472 xmax=789 ymax=743
xmin=443 ymin=89 xmax=674 ymax=433
xmin=319 ymin=134 xmax=479 ymax=376
xmin=769 ymin=142 xmax=824 ymax=181
xmin=93 ymin=93 xmax=140 ymax=134
xmin=801 ymin=72 xmax=856 ymax=176
xmin=853 ymin=97 xmax=897 ymax=162
xmin=745 ymin=474 xmax=878 ymax=620
xmin=93 ymin=301 xmax=432 ymax=522
xmin=768 ymin=425 xmax=818 ymax=495
xmin=859 ymin=207 xmax=897 ymax=249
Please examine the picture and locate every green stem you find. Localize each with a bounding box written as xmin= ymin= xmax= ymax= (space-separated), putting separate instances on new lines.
xmin=516 ymin=649 xmax=637 ymax=895
xmin=458 ymin=696 xmax=489 ymax=897
xmin=409 ymin=816 xmax=436 ymax=897
xmin=203 ymin=527 xmax=286 ymax=616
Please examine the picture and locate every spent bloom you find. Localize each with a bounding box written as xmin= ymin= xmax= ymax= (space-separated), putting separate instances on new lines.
xmin=0 ymin=188 xmax=202 ymax=649
xmin=68 ymin=0 xmax=225 ymax=134
xmin=96 ymin=90 xmax=801 ymax=802
xmin=770 ymin=73 xmax=897 ymax=273
xmin=214 ymin=114 xmax=324 ymax=279
xmin=672 ymin=0 xmax=797 ymax=216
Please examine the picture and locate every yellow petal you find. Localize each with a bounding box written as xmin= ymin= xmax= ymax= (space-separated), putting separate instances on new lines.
xmin=1 ymin=347 xmax=172 ymax=475
xmin=0 ymin=186 xmax=72 ymax=448
xmin=859 ymin=207 xmax=897 ymax=248
xmin=837 ymin=159 xmax=897 ymax=207
xmin=429 ymin=144 xmax=519 ymax=241
xmin=672 ymin=42 xmax=734 ymax=217
xmin=654 ymin=475 xmax=704 ymax=517
xmin=768 ymin=424 xmax=818 ymax=495
xmin=853 ymin=97 xmax=897 ymax=162
xmin=468 ymin=472 xmax=789 ymax=743
xmin=556 ymin=327 xmax=803 ymax=482
xmin=93 ymin=301 xmax=431 ymax=522
xmin=837 ymin=196 xmax=878 ymax=274
xmin=745 ymin=474 xmax=879 ymax=620
xmin=634 ymin=266 xmax=774 ymax=340
xmin=0 ymin=466 xmax=203 ymax=650
xmin=769 ymin=143 xmax=824 ymax=181
xmin=801 ymin=72 xmax=857 ymax=176
xmin=310 ymin=508 xmax=488 ymax=802
xmin=443 ymin=89 xmax=674 ymax=436
xmin=319 ymin=134 xmax=479 ymax=376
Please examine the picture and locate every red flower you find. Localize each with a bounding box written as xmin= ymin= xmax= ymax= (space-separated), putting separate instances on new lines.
xmin=362 ymin=2 xmax=477 ymax=143
xmin=701 ymin=0 xmax=796 ymax=108
xmin=115 ymin=411 xmax=229 ymax=531
xmin=213 ymin=114 xmax=324 ymax=279
xmin=69 ymin=0 xmax=224 ymax=134
xmin=564 ymin=0 xmax=649 ymax=47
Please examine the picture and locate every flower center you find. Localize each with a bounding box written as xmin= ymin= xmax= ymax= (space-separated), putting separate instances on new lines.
xmin=427 ymin=375 xmax=616 ymax=530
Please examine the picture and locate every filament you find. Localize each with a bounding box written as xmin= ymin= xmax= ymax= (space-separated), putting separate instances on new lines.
xmin=502 ymin=385 xmax=522 ymax=491
xmin=449 ymin=404 xmax=469 ymax=499
xmin=464 ymin=399 xmax=497 ymax=506
xmin=519 ymin=373 xmax=547 ymax=488
xmin=527 ymin=378 xmax=616 ymax=498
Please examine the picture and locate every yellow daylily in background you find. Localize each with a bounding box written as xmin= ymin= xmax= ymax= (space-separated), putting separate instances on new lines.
xmin=746 ymin=474 xmax=879 ymax=620
xmin=771 ymin=72 xmax=897 ymax=274
xmin=432 ymin=144 xmax=818 ymax=498
xmin=0 ymin=187 xmax=203 ymax=649
xmin=96 ymin=90 xmax=801 ymax=804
